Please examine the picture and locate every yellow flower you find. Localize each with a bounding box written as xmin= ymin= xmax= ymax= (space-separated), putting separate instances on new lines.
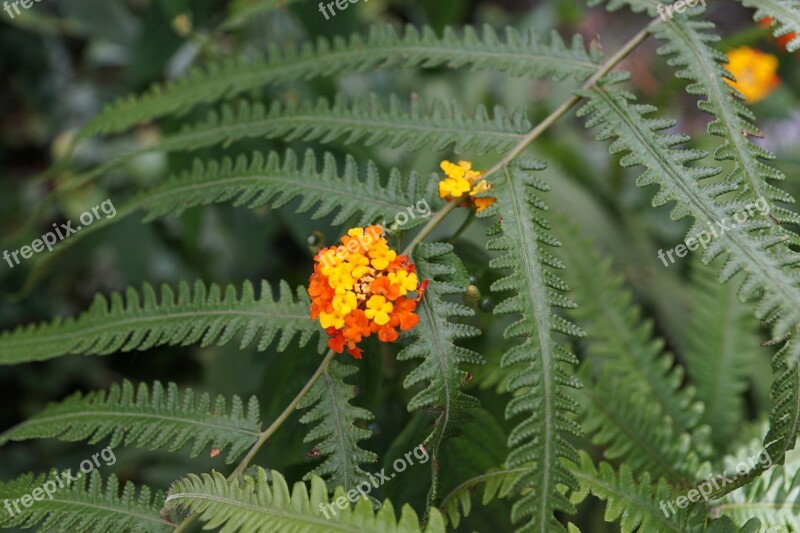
xmin=470 ymin=179 xmax=496 ymax=213
xmin=387 ymin=270 xmax=419 ymax=295
xmin=332 ymin=291 xmax=358 ymax=315
xmin=319 ymin=310 xmax=345 ymax=329
xmin=724 ymin=46 xmax=780 ymax=103
xmin=365 ymin=295 xmax=393 ymax=326
xmin=439 ymin=176 xmax=472 ymax=199
xmin=367 ymin=242 xmax=396 ymax=270
xmin=438 ymin=160 xmax=497 ymax=212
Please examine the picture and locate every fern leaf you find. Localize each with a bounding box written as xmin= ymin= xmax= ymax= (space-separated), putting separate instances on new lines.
xmin=0 ymin=380 xmax=261 ymax=464
xmin=570 ymin=451 xmax=705 ymax=532
xmin=713 ymin=459 xmax=800 ymax=530
xmin=0 ymin=470 xmax=169 ymax=532
xmin=580 ymin=373 xmax=707 ymax=484
xmin=554 ymin=223 xmax=702 ymax=434
xmin=650 ymin=6 xmax=800 ymax=228
xmin=63 ymin=94 xmax=530 ymax=195
xmin=164 ymin=468 xmax=446 ymax=532
xmin=297 ymin=360 xmax=377 ymax=493
xmin=80 ymin=24 xmax=599 ymax=138
xmin=0 ymin=279 xmax=319 ymax=365
xmin=25 ymin=149 xmax=439 ymax=281
xmin=684 ymin=256 xmax=764 ymax=450
xmin=741 ymin=0 xmax=800 ymax=52
xmin=438 ymin=468 xmax=525 ymax=528
xmin=481 ymin=160 xmax=583 ymax=531
xmin=696 ymin=338 xmax=800 ymax=500
xmin=578 ymin=76 xmax=800 ymax=364
xmin=399 ymin=242 xmax=484 ymax=507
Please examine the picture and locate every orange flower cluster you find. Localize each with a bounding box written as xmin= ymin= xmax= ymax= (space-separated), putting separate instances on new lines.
xmin=438 ymin=160 xmax=496 ymax=212
xmin=308 ymin=226 xmax=421 ymax=359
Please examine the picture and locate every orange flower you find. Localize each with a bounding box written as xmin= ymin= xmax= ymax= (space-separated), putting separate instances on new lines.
xmin=308 ymin=226 xmax=423 ymax=359
xmin=724 ymin=46 xmax=781 ymax=103
xmin=438 ymin=160 xmax=496 ymax=212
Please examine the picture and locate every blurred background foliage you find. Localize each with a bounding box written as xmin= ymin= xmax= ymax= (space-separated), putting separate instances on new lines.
xmin=0 ymin=0 xmax=798 ymax=530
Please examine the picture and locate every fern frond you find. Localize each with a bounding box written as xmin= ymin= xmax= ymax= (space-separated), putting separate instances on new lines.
xmin=0 ymin=380 xmax=261 ymax=464
xmin=399 ymin=242 xmax=484 ymax=507
xmin=580 ymin=373 xmax=706 ymax=484
xmin=699 ymin=338 xmax=800 ymax=500
xmin=650 ymin=6 xmax=800 ymax=228
xmin=438 ymin=468 xmax=525 ymax=528
xmin=481 ymin=160 xmax=583 ymax=531
xmin=570 ymin=451 xmax=706 ymax=532
xmin=554 ymin=223 xmax=702 ymax=434
xmin=0 ymin=279 xmax=319 ymax=365
xmin=141 ymin=149 xmax=437 ymax=224
xmin=713 ymin=459 xmax=800 ymax=530
xmin=26 ymin=149 xmax=439 ymax=278
xmin=741 ymin=0 xmax=800 ymax=52
xmin=0 ymin=470 xmax=169 ymax=532
xmin=64 ymin=94 xmax=530 ymax=194
xmin=297 ymin=360 xmax=377 ymax=493
xmin=578 ymin=76 xmax=800 ymax=364
xmin=684 ymin=256 xmax=763 ymax=450
xmin=164 ymin=468 xmax=446 ymax=532
xmin=80 ymin=24 xmax=600 ymax=138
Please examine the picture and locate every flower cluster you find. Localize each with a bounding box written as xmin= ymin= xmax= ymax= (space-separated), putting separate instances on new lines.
xmin=437 ymin=160 xmax=495 ymax=212
xmin=308 ymin=226 xmax=421 ymax=359
xmin=724 ymin=46 xmax=780 ymax=104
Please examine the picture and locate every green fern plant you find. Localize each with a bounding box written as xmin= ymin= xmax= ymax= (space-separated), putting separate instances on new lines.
xmin=3 ymin=0 xmax=800 ymax=531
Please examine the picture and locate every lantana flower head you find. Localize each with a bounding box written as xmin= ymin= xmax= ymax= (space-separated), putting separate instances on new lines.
xmin=438 ymin=160 xmax=496 ymax=212
xmin=724 ymin=46 xmax=781 ymax=103
xmin=309 ymin=225 xmax=421 ymax=359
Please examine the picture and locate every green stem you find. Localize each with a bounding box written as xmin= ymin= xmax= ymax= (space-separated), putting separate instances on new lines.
xmin=172 ymin=348 xmax=338 ymax=533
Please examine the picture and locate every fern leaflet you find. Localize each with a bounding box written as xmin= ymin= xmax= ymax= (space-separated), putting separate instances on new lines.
xmin=400 ymin=242 xmax=484 ymax=508
xmin=0 ymin=279 xmax=319 ymax=365
xmin=570 ymin=452 xmax=706 ymax=532
xmin=579 ymin=75 xmax=800 ymax=364
xmin=80 ymin=24 xmax=599 ymax=138
xmin=297 ymin=360 xmax=377 ymax=493
xmin=0 ymin=470 xmax=170 ymax=532
xmin=164 ymin=468 xmax=446 ymax=532
xmin=684 ymin=256 xmax=763 ymax=450
xmin=741 ymin=0 xmax=800 ymax=52
xmin=482 ymin=160 xmax=583 ymax=531
xmin=0 ymin=380 xmax=261 ymax=464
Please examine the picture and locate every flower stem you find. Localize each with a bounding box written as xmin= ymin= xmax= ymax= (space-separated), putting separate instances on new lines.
xmin=172 ymin=348 xmax=338 ymax=533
